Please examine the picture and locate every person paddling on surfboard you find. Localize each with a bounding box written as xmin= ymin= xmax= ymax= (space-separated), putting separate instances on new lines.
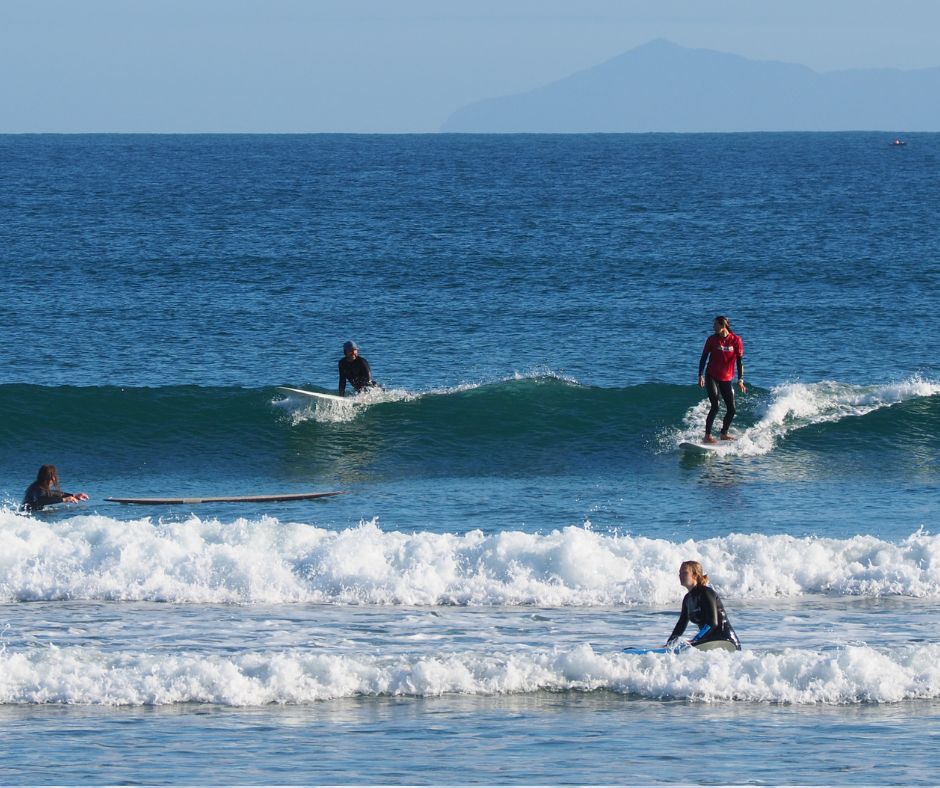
xmin=22 ymin=464 xmax=89 ymax=512
xmin=666 ymin=560 xmax=741 ymax=651
xmin=338 ymin=340 xmax=377 ymax=395
xmin=698 ymin=315 xmax=745 ymax=443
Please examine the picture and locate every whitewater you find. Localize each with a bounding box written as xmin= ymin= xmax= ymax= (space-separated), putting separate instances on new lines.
xmin=2 ymin=514 xmax=940 ymax=605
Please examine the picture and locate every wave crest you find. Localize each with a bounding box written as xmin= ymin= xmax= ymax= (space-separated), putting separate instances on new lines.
xmin=2 ymin=643 xmax=936 ymax=706
xmin=668 ymin=376 xmax=940 ymax=456
xmin=2 ymin=512 xmax=938 ymax=604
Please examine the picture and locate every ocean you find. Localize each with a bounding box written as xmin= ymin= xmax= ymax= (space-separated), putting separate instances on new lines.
xmin=1 ymin=132 xmax=939 ymax=785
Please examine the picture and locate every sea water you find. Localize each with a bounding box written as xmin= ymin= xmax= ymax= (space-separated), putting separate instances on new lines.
xmin=1 ymin=133 xmax=939 ymax=785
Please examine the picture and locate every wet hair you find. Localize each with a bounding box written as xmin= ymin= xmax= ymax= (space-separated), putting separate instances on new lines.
xmin=713 ymin=316 xmax=730 ymax=331
xmin=679 ymin=560 xmax=709 ymax=586
xmin=35 ymin=464 xmax=61 ymax=493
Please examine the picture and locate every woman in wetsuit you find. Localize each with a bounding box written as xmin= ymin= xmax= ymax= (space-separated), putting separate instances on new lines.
xmin=22 ymin=464 xmax=88 ymax=512
xmin=698 ymin=315 xmax=746 ymax=443
xmin=666 ymin=560 xmax=741 ymax=651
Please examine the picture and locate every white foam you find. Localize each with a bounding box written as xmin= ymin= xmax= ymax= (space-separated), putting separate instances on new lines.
xmin=275 ymin=371 xmax=580 ymax=424
xmin=2 ymin=511 xmax=938 ymax=604
xmin=274 ymin=386 xmax=418 ymax=425
xmin=671 ymin=376 xmax=940 ymax=457
xmin=1 ymin=642 xmax=936 ymax=706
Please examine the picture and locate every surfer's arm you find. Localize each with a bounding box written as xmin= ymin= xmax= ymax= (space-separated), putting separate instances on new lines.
xmin=22 ymin=486 xmax=82 ymax=511
xmin=736 ymin=358 xmax=746 ymax=392
xmin=360 ymin=358 xmax=374 ymax=386
xmin=29 ymin=492 xmax=66 ymax=509
xmin=666 ymin=598 xmax=690 ymax=645
xmin=338 ymin=361 xmax=348 ymax=394
xmin=698 ymin=348 xmax=709 ymax=383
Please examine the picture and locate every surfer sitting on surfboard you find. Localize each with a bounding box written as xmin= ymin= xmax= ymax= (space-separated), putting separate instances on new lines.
xmin=22 ymin=464 xmax=89 ymax=512
xmin=667 ymin=560 xmax=741 ymax=651
xmin=698 ymin=315 xmax=746 ymax=443
xmin=338 ymin=340 xmax=378 ymax=395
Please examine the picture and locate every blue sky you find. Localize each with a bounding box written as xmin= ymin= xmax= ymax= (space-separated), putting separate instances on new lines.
xmin=3 ymin=0 xmax=939 ymax=132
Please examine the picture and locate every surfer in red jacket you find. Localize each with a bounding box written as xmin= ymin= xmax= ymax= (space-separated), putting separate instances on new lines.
xmin=697 ymin=316 xmax=746 ymax=443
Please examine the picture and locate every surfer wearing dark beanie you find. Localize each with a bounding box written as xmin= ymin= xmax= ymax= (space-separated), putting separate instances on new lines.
xmin=338 ymin=340 xmax=377 ymax=394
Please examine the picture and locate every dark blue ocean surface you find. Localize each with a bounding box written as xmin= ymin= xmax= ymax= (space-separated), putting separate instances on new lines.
xmin=2 ymin=134 xmax=939 ymax=785
xmin=3 ymin=133 xmax=939 ymax=389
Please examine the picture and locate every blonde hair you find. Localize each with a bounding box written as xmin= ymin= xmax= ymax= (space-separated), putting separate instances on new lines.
xmin=680 ymin=560 xmax=709 ymax=586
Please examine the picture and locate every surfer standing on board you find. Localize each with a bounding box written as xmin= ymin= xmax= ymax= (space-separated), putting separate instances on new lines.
xmin=698 ymin=315 xmax=745 ymax=443
xmin=338 ymin=340 xmax=377 ymax=395
xmin=667 ymin=560 xmax=741 ymax=651
xmin=22 ymin=464 xmax=89 ymax=512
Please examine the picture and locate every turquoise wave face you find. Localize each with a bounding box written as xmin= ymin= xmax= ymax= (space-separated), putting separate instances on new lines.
xmin=3 ymin=378 xmax=939 ymax=485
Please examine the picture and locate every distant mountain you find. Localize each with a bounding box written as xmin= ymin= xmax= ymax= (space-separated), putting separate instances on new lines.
xmin=440 ymin=39 xmax=940 ymax=132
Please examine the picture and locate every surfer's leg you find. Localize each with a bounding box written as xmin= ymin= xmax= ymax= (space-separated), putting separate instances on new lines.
xmin=704 ymin=375 xmax=720 ymax=437
xmin=719 ymin=380 xmax=736 ymax=435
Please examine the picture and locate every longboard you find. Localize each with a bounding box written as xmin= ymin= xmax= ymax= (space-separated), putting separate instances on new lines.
xmin=679 ymin=440 xmax=724 ymax=454
xmin=277 ymin=386 xmax=349 ymax=404
xmin=106 ymin=491 xmax=346 ymax=505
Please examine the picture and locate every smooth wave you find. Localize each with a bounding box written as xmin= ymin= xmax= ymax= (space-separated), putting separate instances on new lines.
xmin=1 ymin=643 xmax=937 ymax=706
xmin=3 ymin=377 xmax=938 ymax=472
xmin=2 ymin=512 xmax=938 ymax=604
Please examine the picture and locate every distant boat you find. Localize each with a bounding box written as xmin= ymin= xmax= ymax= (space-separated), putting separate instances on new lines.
xmin=890 ymin=137 xmax=908 ymax=147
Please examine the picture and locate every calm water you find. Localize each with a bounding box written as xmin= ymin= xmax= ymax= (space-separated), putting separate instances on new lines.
xmin=1 ymin=133 xmax=939 ymax=785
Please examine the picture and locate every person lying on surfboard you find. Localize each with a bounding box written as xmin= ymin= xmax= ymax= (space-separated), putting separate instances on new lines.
xmin=697 ymin=315 xmax=746 ymax=443
xmin=22 ymin=464 xmax=89 ymax=512
xmin=338 ymin=340 xmax=378 ymax=394
xmin=666 ymin=560 xmax=741 ymax=651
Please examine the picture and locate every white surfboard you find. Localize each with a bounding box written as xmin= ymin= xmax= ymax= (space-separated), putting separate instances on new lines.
xmin=679 ymin=440 xmax=723 ymax=454
xmin=277 ymin=386 xmax=350 ymax=404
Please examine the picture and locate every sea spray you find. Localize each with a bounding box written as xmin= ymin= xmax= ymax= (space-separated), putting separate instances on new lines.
xmin=2 ymin=511 xmax=938 ymax=605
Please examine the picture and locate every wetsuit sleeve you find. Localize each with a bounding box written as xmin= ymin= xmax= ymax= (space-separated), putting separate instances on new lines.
xmin=698 ymin=338 xmax=711 ymax=377
xmin=360 ymin=357 xmax=373 ymax=385
xmin=22 ymin=485 xmax=67 ymax=511
xmin=736 ymin=336 xmax=744 ymax=380
xmin=688 ymin=588 xmax=722 ymax=645
xmin=667 ymin=595 xmax=690 ymax=644
xmin=338 ymin=360 xmax=347 ymax=394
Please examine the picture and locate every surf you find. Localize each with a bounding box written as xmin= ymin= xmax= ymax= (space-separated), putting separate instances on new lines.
xmin=1 ymin=642 xmax=937 ymax=706
xmin=667 ymin=376 xmax=940 ymax=457
xmin=2 ymin=512 xmax=938 ymax=605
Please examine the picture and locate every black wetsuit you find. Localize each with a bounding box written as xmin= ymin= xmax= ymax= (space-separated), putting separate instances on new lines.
xmin=22 ymin=482 xmax=72 ymax=512
xmin=668 ymin=585 xmax=741 ymax=650
xmin=704 ymin=375 xmax=736 ymax=436
xmin=338 ymin=356 xmax=376 ymax=394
